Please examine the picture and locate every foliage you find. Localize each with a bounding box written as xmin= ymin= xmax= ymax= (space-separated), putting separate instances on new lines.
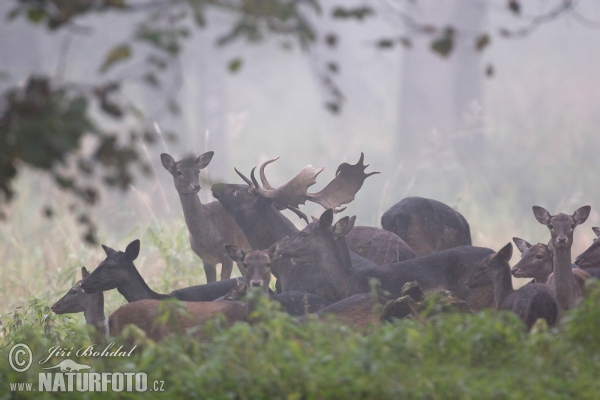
xmin=2 ymin=284 xmax=600 ymax=398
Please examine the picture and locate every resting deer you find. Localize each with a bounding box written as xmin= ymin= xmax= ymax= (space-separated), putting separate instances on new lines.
xmin=511 ymin=237 xmax=591 ymax=286
xmin=108 ymin=299 xmax=249 ymax=342
xmin=81 ymin=239 xmax=242 ymax=302
xmin=52 ymin=267 xmax=107 ymax=339
xmin=465 ymin=243 xmax=558 ymax=330
xmin=381 ymin=197 xmax=472 ymax=257
xmin=275 ymin=209 xmax=495 ymax=311
xmin=161 ymin=152 xmax=250 ymax=282
xmin=533 ymin=205 xmax=591 ymax=310
xmin=224 ymin=244 xmax=331 ymax=315
xmin=212 ymin=154 xmax=416 ymax=299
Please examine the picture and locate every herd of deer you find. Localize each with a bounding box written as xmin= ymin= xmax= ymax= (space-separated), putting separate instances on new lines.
xmin=51 ymin=152 xmax=600 ymax=341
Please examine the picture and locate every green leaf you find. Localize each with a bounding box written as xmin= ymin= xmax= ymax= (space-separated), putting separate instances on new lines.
xmin=26 ymin=8 xmax=46 ymax=23
xmin=431 ymin=28 xmax=455 ymax=58
xmin=228 ymin=58 xmax=243 ymax=73
xmin=99 ymin=44 xmax=132 ymax=74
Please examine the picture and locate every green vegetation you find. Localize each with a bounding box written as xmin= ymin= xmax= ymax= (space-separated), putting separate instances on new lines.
xmin=2 ymin=282 xmax=600 ymax=399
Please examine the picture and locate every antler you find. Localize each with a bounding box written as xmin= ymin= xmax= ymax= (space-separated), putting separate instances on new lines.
xmin=249 ymin=153 xmax=379 ymax=214
xmin=307 ymin=153 xmax=380 ymax=213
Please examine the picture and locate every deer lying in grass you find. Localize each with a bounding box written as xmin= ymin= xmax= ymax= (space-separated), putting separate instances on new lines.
xmin=465 ymin=243 xmax=559 ymax=330
xmin=275 ymin=209 xmax=494 ymax=310
xmin=224 ymin=244 xmax=331 ymax=315
xmin=533 ymin=205 xmax=591 ymax=310
xmin=52 ymin=267 xmax=107 ymax=339
xmin=511 ymin=237 xmax=591 ymax=286
xmin=381 ymin=197 xmax=472 ymax=257
xmin=81 ymin=239 xmax=242 ymax=302
xmin=161 ymin=152 xmax=251 ymax=282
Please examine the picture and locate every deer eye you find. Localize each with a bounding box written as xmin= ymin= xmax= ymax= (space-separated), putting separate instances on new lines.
xmin=548 ymin=223 xmax=554 ymax=229
xmin=535 ymin=254 xmax=543 ymax=260
xmin=176 ymin=170 xmax=184 ymax=177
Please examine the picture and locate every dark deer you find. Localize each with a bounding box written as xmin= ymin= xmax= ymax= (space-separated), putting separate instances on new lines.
xmin=161 ymin=152 xmax=250 ymax=282
xmin=465 ymin=243 xmax=559 ymax=330
xmin=381 ymin=197 xmax=472 ymax=257
xmin=533 ymin=205 xmax=591 ymax=310
xmin=52 ymin=267 xmax=106 ymax=338
xmin=81 ymin=239 xmax=242 ymax=302
xmin=574 ymin=227 xmax=600 ymax=279
xmin=275 ymin=209 xmax=495 ymax=311
xmin=211 ymin=154 xmax=380 ymax=299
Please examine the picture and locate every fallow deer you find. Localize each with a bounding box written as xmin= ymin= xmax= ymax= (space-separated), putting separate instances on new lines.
xmin=465 ymin=243 xmax=559 ymax=330
xmin=81 ymin=239 xmax=242 ymax=302
xmin=161 ymin=152 xmax=250 ymax=282
xmin=533 ymin=205 xmax=591 ymax=310
xmin=381 ymin=197 xmax=472 ymax=257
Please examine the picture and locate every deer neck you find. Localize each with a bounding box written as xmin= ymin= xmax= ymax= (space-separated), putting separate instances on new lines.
xmin=85 ymin=292 xmax=106 ymax=329
xmin=178 ymin=192 xmax=208 ymax=237
xmin=236 ymin=205 xmax=299 ymax=249
xmin=490 ymin=267 xmax=514 ymax=310
xmin=118 ymin=266 xmax=170 ymax=302
xmin=552 ymin=245 xmax=577 ymax=309
xmin=316 ymin=232 xmax=354 ymax=300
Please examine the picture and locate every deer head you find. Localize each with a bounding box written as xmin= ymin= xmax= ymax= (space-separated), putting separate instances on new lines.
xmin=52 ymin=267 xmax=96 ymax=314
xmin=81 ymin=239 xmax=140 ymax=294
xmin=465 ymin=243 xmax=513 ymax=288
xmin=225 ymin=245 xmax=275 ymax=293
xmin=161 ymin=152 xmax=214 ymax=194
xmin=532 ymin=205 xmax=591 ymax=249
xmin=574 ymin=227 xmax=600 ymax=269
xmin=510 ymin=237 xmax=553 ymax=282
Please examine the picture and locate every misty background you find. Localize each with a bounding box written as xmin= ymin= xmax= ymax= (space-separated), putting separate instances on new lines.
xmin=1 ymin=0 xmax=600 ymax=290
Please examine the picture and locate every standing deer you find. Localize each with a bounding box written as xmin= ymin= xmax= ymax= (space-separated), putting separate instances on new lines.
xmin=533 ymin=205 xmax=591 ymax=310
xmin=381 ymin=197 xmax=472 ymax=257
xmin=275 ymin=209 xmax=495 ymax=310
xmin=52 ymin=267 xmax=106 ymax=339
xmin=465 ymin=243 xmax=558 ymax=330
xmin=81 ymin=239 xmax=242 ymax=302
xmin=161 ymin=152 xmax=250 ymax=282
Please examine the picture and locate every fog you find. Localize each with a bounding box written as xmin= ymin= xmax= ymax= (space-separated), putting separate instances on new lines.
xmin=2 ymin=0 xmax=600 ymax=255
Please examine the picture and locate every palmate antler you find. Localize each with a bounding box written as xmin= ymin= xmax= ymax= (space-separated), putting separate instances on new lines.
xmin=236 ymin=153 xmax=379 ymax=214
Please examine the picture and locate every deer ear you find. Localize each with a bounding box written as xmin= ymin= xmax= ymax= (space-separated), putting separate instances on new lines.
xmin=512 ymin=237 xmax=531 ymax=254
xmin=196 ymin=151 xmax=214 ymax=170
xmin=102 ymin=244 xmax=116 ymax=256
xmin=160 ymin=153 xmax=175 ymax=171
xmin=81 ymin=266 xmax=90 ymax=278
xmin=532 ymin=206 xmax=551 ymax=225
xmin=124 ymin=240 xmax=140 ymax=261
xmin=573 ymin=205 xmax=591 ymax=225
xmin=496 ymin=242 xmax=513 ymax=262
xmin=332 ymin=216 xmax=355 ymax=237
xmin=319 ymin=209 xmax=334 ymax=229
xmin=270 ymin=236 xmax=289 ymax=260
xmin=225 ymin=245 xmax=245 ymax=263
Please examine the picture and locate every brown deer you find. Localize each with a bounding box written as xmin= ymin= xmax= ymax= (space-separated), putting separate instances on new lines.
xmin=108 ymin=299 xmax=249 ymax=342
xmin=465 ymin=242 xmax=559 ymax=330
xmin=81 ymin=239 xmax=243 ymax=302
xmin=381 ymin=197 xmax=472 ymax=257
xmin=161 ymin=152 xmax=250 ymax=282
xmin=533 ymin=205 xmax=591 ymax=310
xmin=52 ymin=267 xmax=106 ymax=338
xmin=275 ymin=209 xmax=495 ymax=311
xmin=511 ymin=237 xmax=592 ymax=286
